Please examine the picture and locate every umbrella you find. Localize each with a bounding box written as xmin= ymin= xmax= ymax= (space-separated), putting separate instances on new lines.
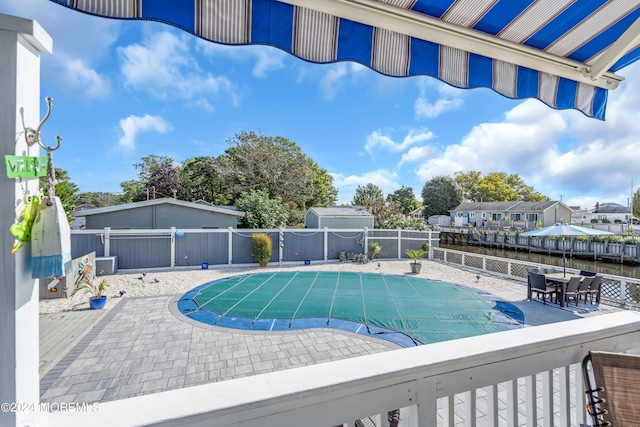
xmin=521 ymin=223 xmax=615 ymax=277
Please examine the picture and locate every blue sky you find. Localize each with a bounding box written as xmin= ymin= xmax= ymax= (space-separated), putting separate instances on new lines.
xmin=3 ymin=0 xmax=639 ymax=209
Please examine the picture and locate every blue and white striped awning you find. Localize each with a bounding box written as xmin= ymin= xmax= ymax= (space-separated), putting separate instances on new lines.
xmin=49 ymin=0 xmax=640 ymax=120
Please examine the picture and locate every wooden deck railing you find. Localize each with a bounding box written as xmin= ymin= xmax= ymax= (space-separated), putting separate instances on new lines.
xmin=47 ymin=311 xmax=640 ymax=427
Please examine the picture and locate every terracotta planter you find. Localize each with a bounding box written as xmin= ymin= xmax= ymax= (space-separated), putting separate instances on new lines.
xmin=258 ymin=261 xmax=269 ymax=267
xmin=409 ymin=262 xmax=422 ymax=274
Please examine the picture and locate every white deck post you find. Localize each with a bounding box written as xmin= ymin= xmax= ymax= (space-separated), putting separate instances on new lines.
xmin=104 ymin=227 xmax=111 ymax=256
xmin=0 ymin=13 xmax=52 ymax=427
xmin=228 ymin=227 xmax=233 ymax=267
xmin=324 ymin=227 xmax=328 ymax=262
xmin=170 ymin=227 xmax=176 ymax=269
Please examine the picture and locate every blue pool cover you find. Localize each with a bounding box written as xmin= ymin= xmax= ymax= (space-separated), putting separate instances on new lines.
xmin=177 ymin=271 xmax=523 ymax=348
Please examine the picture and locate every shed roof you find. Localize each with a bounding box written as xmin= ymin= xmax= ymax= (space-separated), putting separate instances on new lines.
xmin=72 ymin=198 xmax=245 ymax=218
xmin=451 ymin=201 xmax=566 ymax=213
xmin=307 ymin=206 xmax=373 ymax=218
xmin=595 ymin=206 xmax=631 ymax=214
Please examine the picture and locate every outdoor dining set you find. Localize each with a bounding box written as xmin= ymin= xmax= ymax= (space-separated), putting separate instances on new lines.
xmin=527 ymin=268 xmax=603 ymax=308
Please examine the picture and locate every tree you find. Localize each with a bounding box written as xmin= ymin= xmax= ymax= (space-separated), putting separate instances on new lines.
xmin=179 ymin=156 xmax=230 ymax=205
xmin=352 ymin=183 xmax=402 ymax=228
xmin=40 ymin=168 xmax=79 ymax=221
xmin=142 ymin=160 xmax=183 ymax=201
xmin=234 ymin=189 xmax=289 ymax=228
xmin=454 ymin=171 xmax=545 ymax=202
xmin=76 ymin=192 xmax=119 ymax=208
xmin=633 ymin=188 xmax=640 ymax=221
xmin=380 ymin=214 xmax=428 ymax=231
xmin=353 ymin=183 xmax=384 ymax=205
xmin=387 ymin=186 xmax=421 ymax=214
xmin=307 ymin=162 xmax=338 ymax=207
xmin=119 ymin=154 xmax=173 ymax=203
xmin=421 ymin=176 xmax=463 ymax=219
xmin=220 ymin=131 xmax=326 ymax=207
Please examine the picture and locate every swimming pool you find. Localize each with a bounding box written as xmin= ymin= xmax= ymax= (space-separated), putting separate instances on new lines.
xmin=177 ymin=271 xmax=522 ymax=347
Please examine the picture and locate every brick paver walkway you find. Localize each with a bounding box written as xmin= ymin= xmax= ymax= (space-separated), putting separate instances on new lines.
xmin=41 ymin=295 xmax=399 ymax=404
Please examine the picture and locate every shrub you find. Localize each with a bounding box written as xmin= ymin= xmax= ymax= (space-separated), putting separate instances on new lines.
xmin=405 ymin=248 xmax=427 ymax=264
xmin=71 ymin=278 xmax=109 ymax=299
xmin=591 ymin=219 xmax=598 ymax=223
xmin=368 ymin=241 xmax=382 ymax=260
xmin=252 ymin=233 xmax=273 ymax=266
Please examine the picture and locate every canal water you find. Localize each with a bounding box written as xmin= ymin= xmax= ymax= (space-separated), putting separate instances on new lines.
xmin=440 ymin=243 xmax=640 ymax=279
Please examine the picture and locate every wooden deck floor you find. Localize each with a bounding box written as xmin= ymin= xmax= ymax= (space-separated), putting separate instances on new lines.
xmin=39 ymin=309 xmax=108 ymax=378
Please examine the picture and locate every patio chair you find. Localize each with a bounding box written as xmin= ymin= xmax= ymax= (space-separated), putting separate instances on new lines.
xmin=528 ymin=272 xmax=557 ymax=305
xmin=579 ymin=270 xmax=598 ymax=277
xmin=577 ymin=277 xmax=594 ymax=304
xmin=582 ymin=351 xmax=640 ymax=426
xmin=563 ymin=276 xmax=583 ymax=306
xmin=585 ymin=275 xmax=603 ymax=304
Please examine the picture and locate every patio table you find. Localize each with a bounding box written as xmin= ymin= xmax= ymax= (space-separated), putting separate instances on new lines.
xmin=544 ymin=273 xmax=587 ymax=308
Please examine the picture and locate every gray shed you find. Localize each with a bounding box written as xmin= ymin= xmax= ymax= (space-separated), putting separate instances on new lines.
xmin=305 ymin=206 xmax=374 ymax=229
xmin=73 ymin=198 xmax=244 ymax=229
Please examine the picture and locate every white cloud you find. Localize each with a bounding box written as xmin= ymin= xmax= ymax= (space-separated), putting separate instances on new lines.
xmin=399 ymin=145 xmax=435 ymax=167
xmin=118 ymin=114 xmax=172 ymax=151
xmin=415 ymin=97 xmax=463 ymax=118
xmin=412 ymin=60 xmax=640 ymax=203
xmin=331 ymin=170 xmax=401 ymax=204
xmin=196 ymin=42 xmax=287 ymax=78
xmin=320 ymin=63 xmax=348 ymax=101
xmin=365 ymin=128 xmax=435 ymax=155
xmin=415 ymin=99 xmax=568 ymax=187
xmin=119 ymin=31 xmax=235 ymax=104
xmin=61 ymin=58 xmax=111 ymax=99
xmin=414 ymin=77 xmax=464 ymax=119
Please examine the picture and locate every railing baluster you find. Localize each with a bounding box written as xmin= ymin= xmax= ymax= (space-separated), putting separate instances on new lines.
xmin=464 ymin=390 xmax=476 ymax=426
xmin=525 ymin=375 xmax=537 ymax=427
xmin=558 ymin=365 xmax=570 ymax=426
xmin=574 ymin=362 xmax=587 ymax=426
xmin=444 ymin=395 xmax=455 ymax=427
xmin=506 ymin=380 xmax=518 ymax=427
xmin=486 ymin=384 xmax=499 ymax=427
xmin=542 ymin=370 xmax=553 ymax=427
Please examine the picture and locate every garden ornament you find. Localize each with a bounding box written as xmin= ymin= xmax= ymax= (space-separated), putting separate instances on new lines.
xmin=27 ymin=98 xmax=72 ymax=279
xmin=9 ymin=194 xmax=40 ymax=254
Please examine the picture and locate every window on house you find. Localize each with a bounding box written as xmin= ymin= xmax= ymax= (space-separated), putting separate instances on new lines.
xmin=492 ymin=213 xmax=501 ymax=221
xmin=481 ymin=212 xmax=486 ymax=218
xmin=469 ymin=212 xmax=475 ymax=218
xmin=526 ymin=213 xmax=538 ymax=221
xmin=510 ymin=213 xmax=521 ymax=221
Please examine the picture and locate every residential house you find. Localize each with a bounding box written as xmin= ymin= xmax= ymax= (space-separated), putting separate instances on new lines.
xmin=592 ymin=202 xmax=635 ymax=224
xmin=449 ymin=201 xmax=573 ymax=229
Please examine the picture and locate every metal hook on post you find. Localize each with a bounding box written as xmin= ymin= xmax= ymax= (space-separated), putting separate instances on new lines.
xmin=44 ymin=136 xmax=62 ymax=205
xmin=25 ymin=96 xmax=55 ymax=147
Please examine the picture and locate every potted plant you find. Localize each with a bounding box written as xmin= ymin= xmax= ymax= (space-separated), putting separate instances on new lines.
xmin=368 ymin=241 xmax=382 ymax=261
xmin=252 ymin=233 xmax=273 ymax=267
xmin=72 ymin=278 xmax=110 ymax=309
xmin=405 ymin=245 xmax=429 ymax=274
